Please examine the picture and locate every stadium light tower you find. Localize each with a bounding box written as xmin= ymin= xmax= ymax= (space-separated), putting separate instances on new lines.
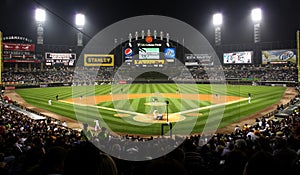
xmin=75 ymin=13 xmax=85 ymax=46
xmin=35 ymin=8 xmax=46 ymax=45
xmin=251 ymin=8 xmax=262 ymax=43
xmin=213 ymin=13 xmax=222 ymax=46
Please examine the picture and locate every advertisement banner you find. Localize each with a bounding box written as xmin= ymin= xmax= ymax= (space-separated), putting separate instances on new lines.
xmin=4 ymin=60 xmax=41 ymax=63
xmin=84 ymin=54 xmax=114 ymax=66
xmin=262 ymin=49 xmax=297 ymax=64
xmin=124 ymin=47 xmax=134 ymax=62
xmin=185 ymin=54 xmax=214 ymax=66
xmin=3 ymin=43 xmax=35 ymax=51
xmin=134 ymin=60 xmax=164 ymax=65
xmin=223 ymin=51 xmax=252 ymax=64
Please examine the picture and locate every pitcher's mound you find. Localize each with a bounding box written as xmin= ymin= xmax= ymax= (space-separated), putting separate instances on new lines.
xmin=133 ymin=113 xmax=185 ymax=123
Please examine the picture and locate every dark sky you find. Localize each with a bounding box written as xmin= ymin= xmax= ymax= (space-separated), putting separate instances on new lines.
xmin=0 ymin=0 xmax=299 ymax=46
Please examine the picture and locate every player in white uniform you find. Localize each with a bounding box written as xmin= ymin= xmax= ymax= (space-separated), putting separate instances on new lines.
xmin=248 ymin=93 xmax=251 ymax=104
xmin=153 ymin=109 xmax=158 ymax=120
xmin=94 ymin=119 xmax=100 ymax=131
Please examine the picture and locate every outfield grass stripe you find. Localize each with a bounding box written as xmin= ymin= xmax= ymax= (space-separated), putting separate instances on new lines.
xmin=137 ymin=97 xmax=147 ymax=113
xmin=162 ymin=84 xmax=176 ymax=94
xmin=151 ymin=83 xmax=160 ymax=94
xmin=134 ymin=84 xmax=140 ymax=93
xmin=167 ymin=98 xmax=179 ymax=113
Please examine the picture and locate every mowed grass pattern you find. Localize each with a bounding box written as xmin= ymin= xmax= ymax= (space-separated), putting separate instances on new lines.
xmin=15 ymin=84 xmax=286 ymax=135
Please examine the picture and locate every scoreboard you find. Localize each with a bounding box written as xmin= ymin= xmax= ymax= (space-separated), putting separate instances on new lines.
xmin=123 ymin=45 xmax=176 ymax=68
xmin=2 ymin=43 xmax=36 ymax=61
xmin=45 ymin=52 xmax=76 ymax=66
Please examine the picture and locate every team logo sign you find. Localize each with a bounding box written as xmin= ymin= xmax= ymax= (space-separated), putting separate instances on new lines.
xmin=164 ymin=48 xmax=176 ymax=58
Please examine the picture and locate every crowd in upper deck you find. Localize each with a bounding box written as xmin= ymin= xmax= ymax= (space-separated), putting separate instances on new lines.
xmin=1 ymin=63 xmax=298 ymax=85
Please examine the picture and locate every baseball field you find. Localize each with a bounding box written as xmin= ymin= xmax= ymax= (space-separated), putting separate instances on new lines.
xmin=14 ymin=84 xmax=286 ymax=135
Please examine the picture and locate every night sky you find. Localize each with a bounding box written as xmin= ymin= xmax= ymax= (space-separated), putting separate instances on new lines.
xmin=0 ymin=0 xmax=299 ymax=46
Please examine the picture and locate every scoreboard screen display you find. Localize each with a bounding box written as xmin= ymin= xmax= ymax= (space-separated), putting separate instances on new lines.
xmin=138 ymin=47 xmax=160 ymax=59
xmin=223 ymin=51 xmax=253 ymax=64
xmin=123 ymin=46 xmax=175 ymax=68
xmin=2 ymin=43 xmax=35 ymax=61
xmin=45 ymin=52 xmax=76 ymax=66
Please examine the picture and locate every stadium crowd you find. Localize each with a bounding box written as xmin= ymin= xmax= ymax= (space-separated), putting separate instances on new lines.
xmin=175 ymin=64 xmax=298 ymax=82
xmin=1 ymin=63 xmax=298 ymax=85
xmin=1 ymin=87 xmax=300 ymax=175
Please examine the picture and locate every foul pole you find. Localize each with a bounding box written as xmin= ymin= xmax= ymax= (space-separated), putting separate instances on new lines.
xmin=0 ymin=31 xmax=2 ymax=86
xmin=297 ymin=30 xmax=300 ymax=85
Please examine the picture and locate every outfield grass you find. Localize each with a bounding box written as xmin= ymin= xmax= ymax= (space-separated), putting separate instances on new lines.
xmin=15 ymin=84 xmax=286 ymax=135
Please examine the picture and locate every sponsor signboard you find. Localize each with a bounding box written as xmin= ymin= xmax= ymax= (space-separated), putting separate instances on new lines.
xmin=84 ymin=54 xmax=114 ymax=66
xmin=262 ymin=49 xmax=297 ymax=64
xmin=124 ymin=47 xmax=134 ymax=62
xmin=185 ymin=54 xmax=214 ymax=66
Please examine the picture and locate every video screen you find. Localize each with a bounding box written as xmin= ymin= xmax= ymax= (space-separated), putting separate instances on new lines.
xmin=223 ymin=51 xmax=252 ymax=64
xmin=138 ymin=47 xmax=160 ymax=59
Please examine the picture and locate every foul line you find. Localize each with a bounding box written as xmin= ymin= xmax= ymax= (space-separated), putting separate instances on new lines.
xmin=170 ymin=98 xmax=248 ymax=116
xmin=60 ymin=98 xmax=248 ymax=117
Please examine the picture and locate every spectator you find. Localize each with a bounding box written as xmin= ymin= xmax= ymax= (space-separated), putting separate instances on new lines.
xmin=243 ymin=151 xmax=280 ymax=175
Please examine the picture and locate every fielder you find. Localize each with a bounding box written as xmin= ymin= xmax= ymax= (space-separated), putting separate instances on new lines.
xmin=248 ymin=93 xmax=251 ymax=104
xmin=153 ymin=109 xmax=158 ymax=120
xmin=48 ymin=99 xmax=52 ymax=105
xmin=94 ymin=119 xmax=100 ymax=131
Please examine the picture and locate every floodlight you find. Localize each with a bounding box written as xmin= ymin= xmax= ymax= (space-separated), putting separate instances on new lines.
xmin=213 ymin=13 xmax=222 ymax=26
xmin=141 ymin=30 xmax=145 ymax=39
xmin=135 ymin=31 xmax=138 ymax=40
xmin=153 ymin=30 xmax=157 ymax=39
xmin=251 ymin=8 xmax=262 ymax=22
xmin=160 ymin=31 xmax=163 ymax=40
xmin=75 ymin=13 xmax=85 ymax=27
xmin=128 ymin=33 xmax=132 ymax=42
xmin=35 ymin=8 xmax=45 ymax=22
